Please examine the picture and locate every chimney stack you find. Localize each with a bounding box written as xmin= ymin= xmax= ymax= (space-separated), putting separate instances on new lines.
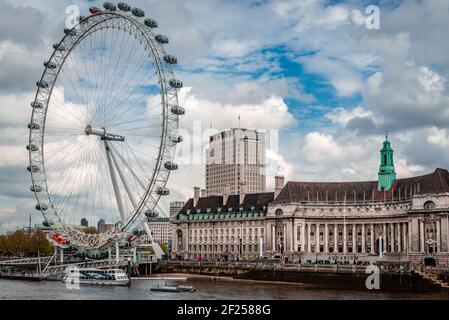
xmin=274 ymin=175 xmax=285 ymax=198
xmin=223 ymin=184 xmax=230 ymax=206
xmin=239 ymin=181 xmax=247 ymax=205
xmin=193 ymin=187 xmax=200 ymax=207
xmin=200 ymin=189 xmax=206 ymax=198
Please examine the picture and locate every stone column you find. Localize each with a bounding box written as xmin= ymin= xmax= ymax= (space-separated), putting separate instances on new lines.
xmin=410 ymin=220 xmax=417 ymax=253
xmin=390 ymin=223 xmax=395 ymax=253
xmin=362 ymin=224 xmax=366 ymax=253
xmin=343 ymin=224 xmax=347 ymax=254
xmin=370 ymin=224 xmax=375 ymax=254
xmin=441 ymin=215 xmax=448 ymax=253
xmin=315 ymin=224 xmax=320 ymax=253
xmin=272 ymin=224 xmax=276 ymax=251
xmin=352 ymin=224 xmax=356 ymax=253
xmin=334 ymin=224 xmax=338 ymax=253
xmin=283 ymin=224 xmax=287 ymax=252
xmin=382 ymin=224 xmax=387 ymax=253
xmin=397 ymin=223 xmax=402 ymax=253
xmin=436 ymin=219 xmax=441 ymax=253
xmin=308 ymin=223 xmax=312 ymax=253
xmin=420 ymin=220 xmax=425 ymax=253
xmin=402 ymin=222 xmax=408 ymax=254
xmin=293 ymin=221 xmax=297 ymax=252
xmin=301 ymin=223 xmax=306 ymax=252
xmin=324 ymin=224 xmax=329 ymax=253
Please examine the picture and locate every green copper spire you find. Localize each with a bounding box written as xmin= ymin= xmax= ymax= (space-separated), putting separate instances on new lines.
xmin=377 ymin=133 xmax=396 ymax=191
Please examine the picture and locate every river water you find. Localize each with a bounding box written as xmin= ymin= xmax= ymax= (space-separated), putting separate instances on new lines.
xmin=1 ymin=275 xmax=448 ymax=300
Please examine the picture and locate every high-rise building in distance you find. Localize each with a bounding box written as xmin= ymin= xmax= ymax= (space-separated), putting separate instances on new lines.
xmin=206 ymin=128 xmax=266 ymax=196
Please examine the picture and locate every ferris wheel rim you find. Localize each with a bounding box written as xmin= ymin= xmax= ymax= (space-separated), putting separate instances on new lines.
xmin=27 ymin=10 xmax=180 ymax=249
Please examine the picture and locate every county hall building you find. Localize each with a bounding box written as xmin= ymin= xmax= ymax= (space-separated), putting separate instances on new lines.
xmin=171 ymin=137 xmax=449 ymax=266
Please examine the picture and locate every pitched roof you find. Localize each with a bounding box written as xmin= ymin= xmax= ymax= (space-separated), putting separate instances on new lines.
xmin=178 ymin=192 xmax=274 ymax=215
xmin=273 ymin=168 xmax=449 ymax=204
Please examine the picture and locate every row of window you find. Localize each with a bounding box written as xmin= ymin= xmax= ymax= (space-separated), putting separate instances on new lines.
xmin=190 ymin=235 xmax=260 ymax=243
xmin=189 ymin=244 xmax=259 ymax=253
xmin=192 ymin=227 xmax=264 ymax=236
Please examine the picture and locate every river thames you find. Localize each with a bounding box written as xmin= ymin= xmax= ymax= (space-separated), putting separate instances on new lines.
xmin=1 ymin=275 xmax=449 ymax=300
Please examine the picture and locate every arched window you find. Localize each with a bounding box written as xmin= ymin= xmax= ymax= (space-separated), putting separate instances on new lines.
xmin=275 ymin=209 xmax=283 ymax=217
xmin=384 ymin=154 xmax=387 ymax=165
xmin=423 ymin=201 xmax=436 ymax=210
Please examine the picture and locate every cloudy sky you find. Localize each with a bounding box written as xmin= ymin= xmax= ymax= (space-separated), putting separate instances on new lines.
xmin=1 ymin=0 xmax=448 ymax=232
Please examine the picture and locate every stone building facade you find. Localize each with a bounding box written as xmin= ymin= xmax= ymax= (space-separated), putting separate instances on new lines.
xmin=172 ymin=138 xmax=449 ymax=265
xmin=267 ymin=170 xmax=449 ymax=265
xmin=171 ymin=186 xmax=272 ymax=261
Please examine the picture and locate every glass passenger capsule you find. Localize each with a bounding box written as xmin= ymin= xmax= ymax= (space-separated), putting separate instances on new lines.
xmin=26 ymin=144 xmax=39 ymax=152
xmin=35 ymin=203 xmax=48 ymax=211
xmin=133 ymin=229 xmax=145 ymax=236
xmin=30 ymin=185 xmax=43 ymax=192
xmin=28 ymin=122 xmax=40 ymax=130
xmin=155 ymin=34 xmax=169 ymax=44
xmin=144 ymin=18 xmax=158 ymax=28
xmin=103 ymin=2 xmax=117 ymax=11
xmin=89 ymin=7 xmax=101 ymax=15
xmin=27 ymin=165 xmax=40 ymax=172
xmin=156 ymin=187 xmax=170 ymax=196
xmin=131 ymin=7 xmax=145 ymax=17
xmin=118 ymin=2 xmax=131 ymax=11
xmin=53 ymin=43 xmax=66 ymax=51
xmin=164 ymin=161 xmax=178 ymax=170
xmin=145 ymin=209 xmax=159 ymax=218
xmin=170 ymin=105 xmax=185 ymax=115
xmin=31 ymin=101 xmax=43 ymax=109
xmin=36 ymin=80 xmax=49 ymax=88
xmin=42 ymin=220 xmax=50 ymax=227
xmin=168 ymin=79 xmax=182 ymax=88
xmin=63 ymin=28 xmax=77 ymax=36
xmin=163 ymin=54 xmax=177 ymax=64
xmin=44 ymin=61 xmax=57 ymax=69
xmin=169 ymin=134 xmax=183 ymax=143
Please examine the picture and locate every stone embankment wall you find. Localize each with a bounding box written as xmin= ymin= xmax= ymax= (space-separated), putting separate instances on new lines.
xmin=151 ymin=262 xmax=447 ymax=292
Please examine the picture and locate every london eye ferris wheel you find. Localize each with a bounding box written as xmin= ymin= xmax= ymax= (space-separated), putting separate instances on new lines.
xmin=27 ymin=2 xmax=184 ymax=252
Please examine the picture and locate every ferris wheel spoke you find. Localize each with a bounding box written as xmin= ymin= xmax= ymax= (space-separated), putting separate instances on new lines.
xmin=90 ymin=28 xmax=142 ymax=126
xmin=103 ymin=36 xmax=153 ymax=116
xmin=104 ymin=69 xmax=159 ymax=127
xmin=103 ymin=50 xmax=159 ymax=126
xmin=93 ymin=27 xmax=122 ymax=126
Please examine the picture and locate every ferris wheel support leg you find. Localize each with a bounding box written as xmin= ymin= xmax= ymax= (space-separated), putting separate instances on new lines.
xmin=105 ymin=141 xmax=126 ymax=223
xmin=108 ymin=143 xmax=138 ymax=208
xmin=143 ymin=222 xmax=164 ymax=259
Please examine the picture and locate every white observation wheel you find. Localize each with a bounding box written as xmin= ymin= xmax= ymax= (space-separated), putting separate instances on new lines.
xmin=27 ymin=3 xmax=184 ymax=250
